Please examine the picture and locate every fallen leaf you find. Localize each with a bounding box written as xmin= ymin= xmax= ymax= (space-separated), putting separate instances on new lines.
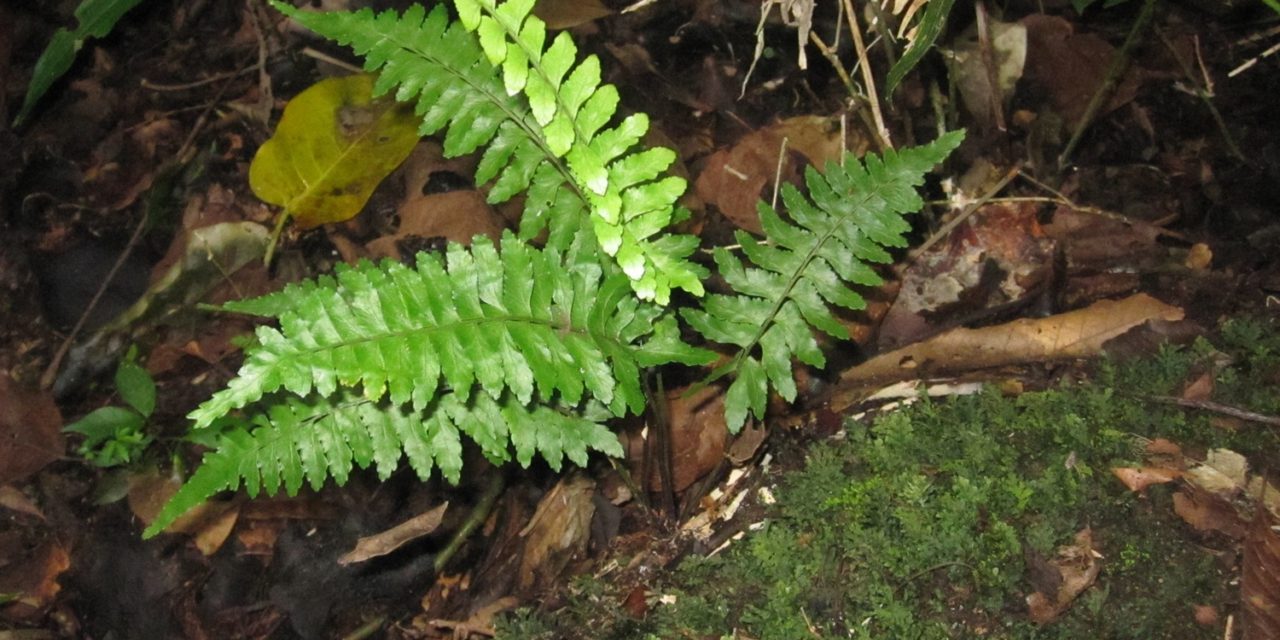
xmin=534 ymin=0 xmax=612 ymax=29
xmin=625 ymin=385 xmax=726 ymax=493
xmin=1021 ymin=14 xmax=1145 ymax=128
xmin=838 ymin=293 xmax=1184 ymax=388
xmin=942 ymin=17 xmax=1026 ymax=128
xmin=1181 ymin=371 xmax=1214 ymax=402
xmin=1112 ymin=466 xmax=1180 ymax=493
xmin=1172 ymin=486 xmax=1246 ymax=538
xmin=0 ymin=486 xmax=45 ymax=521
xmin=127 ymin=469 xmax=240 ymax=550
xmin=695 ymin=116 xmax=868 ymax=234
xmin=518 ymin=474 xmax=595 ymax=592
xmin=249 ymin=74 xmax=420 ymax=228
xmin=339 ymin=503 xmax=449 ymax=565
xmin=1026 ymin=528 xmax=1102 ymax=624
xmin=0 ymin=375 xmax=64 ymax=485
xmin=1243 ymin=508 xmax=1280 ymax=639
xmin=0 ymin=542 xmax=70 ymax=623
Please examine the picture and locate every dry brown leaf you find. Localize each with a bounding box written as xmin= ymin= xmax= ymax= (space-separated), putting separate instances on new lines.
xmin=1026 ymin=528 xmax=1102 ymax=624
xmin=1181 ymin=371 xmax=1214 ymax=402
xmin=0 ymin=542 xmax=70 ymax=623
xmin=0 ymin=485 xmax=45 ymax=521
xmin=841 ymin=293 xmax=1184 ymax=386
xmin=1172 ymin=486 xmax=1247 ymax=538
xmin=695 ymin=116 xmax=867 ymax=234
xmin=397 ymin=191 xmax=506 ymax=245
xmin=1243 ymin=508 xmax=1280 ymax=639
xmin=1112 ymin=466 xmax=1180 ymax=493
xmin=635 ymin=385 xmax=727 ymax=493
xmin=339 ymin=503 xmax=449 ymax=566
xmin=534 ymin=0 xmax=612 ymax=29
xmin=0 ymin=375 xmax=64 ymax=485
xmin=879 ymin=202 xmax=1054 ymax=349
xmin=1021 ymin=14 xmax=1145 ymax=127
xmin=1145 ymin=437 xmax=1184 ymax=459
xmin=518 ymin=474 xmax=595 ymax=591
xmin=1186 ymin=448 xmax=1248 ymax=497
xmin=1193 ymin=604 xmax=1219 ymax=626
xmin=127 ymin=469 xmax=241 ymax=551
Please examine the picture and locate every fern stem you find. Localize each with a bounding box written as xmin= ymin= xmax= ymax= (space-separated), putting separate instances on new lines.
xmin=434 ymin=471 xmax=506 ymax=573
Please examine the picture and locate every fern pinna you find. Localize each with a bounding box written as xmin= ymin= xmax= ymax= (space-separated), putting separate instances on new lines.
xmin=684 ymin=131 xmax=964 ymax=430
xmin=144 ymin=0 xmax=962 ymax=537
xmin=144 ymin=233 xmax=711 ymax=537
xmin=269 ymin=0 xmax=705 ymax=305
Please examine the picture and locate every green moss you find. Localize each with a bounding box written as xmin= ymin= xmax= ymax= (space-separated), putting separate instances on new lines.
xmin=497 ymin=317 xmax=1279 ymax=639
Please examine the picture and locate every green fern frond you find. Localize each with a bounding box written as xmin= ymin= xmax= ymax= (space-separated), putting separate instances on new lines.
xmin=189 ymin=232 xmax=712 ymax=432
xmin=270 ymin=0 xmax=705 ymax=304
xmin=143 ymin=388 xmax=624 ymax=538
xmin=684 ymin=131 xmax=965 ymax=431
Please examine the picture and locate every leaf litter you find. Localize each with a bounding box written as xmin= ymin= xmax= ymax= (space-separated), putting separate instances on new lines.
xmin=2 ymin=0 xmax=1280 ymax=637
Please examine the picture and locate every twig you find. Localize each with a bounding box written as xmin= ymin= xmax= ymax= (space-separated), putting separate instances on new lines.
xmin=842 ymin=0 xmax=891 ymax=149
xmin=1015 ymin=169 xmax=1186 ymax=236
xmin=1146 ymin=395 xmax=1280 ymax=428
xmin=300 ymin=46 xmax=364 ymax=74
xmin=771 ymin=136 xmax=789 ymax=209
xmin=808 ymin=32 xmax=860 ymax=99
xmin=1156 ymin=28 xmax=1245 ymax=162
xmin=141 ymin=66 xmax=257 ymax=92
xmin=901 ymin=164 xmax=1020 ymax=270
xmin=433 ymin=471 xmax=506 ymax=574
xmin=1058 ymin=0 xmax=1156 ymax=168
xmin=975 ymin=1 xmax=1006 ymax=131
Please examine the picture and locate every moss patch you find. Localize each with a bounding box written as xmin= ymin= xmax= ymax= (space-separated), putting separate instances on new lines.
xmin=497 ymin=317 xmax=1280 ymax=639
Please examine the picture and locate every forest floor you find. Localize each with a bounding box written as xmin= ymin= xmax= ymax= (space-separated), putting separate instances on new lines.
xmin=2 ymin=0 xmax=1280 ymax=638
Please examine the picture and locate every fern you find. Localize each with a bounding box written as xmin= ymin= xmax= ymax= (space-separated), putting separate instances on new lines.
xmin=271 ymin=0 xmax=705 ymax=304
xmin=683 ymin=131 xmax=965 ymax=430
xmin=145 ymin=0 xmax=963 ymax=539
xmin=144 ymin=388 xmax=623 ymax=537
xmin=143 ymin=231 xmax=711 ymax=537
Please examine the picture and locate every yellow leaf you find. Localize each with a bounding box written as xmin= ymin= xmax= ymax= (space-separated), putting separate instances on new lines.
xmin=249 ymin=74 xmax=419 ymax=228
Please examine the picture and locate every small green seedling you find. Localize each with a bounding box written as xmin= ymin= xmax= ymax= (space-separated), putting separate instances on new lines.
xmin=15 ymin=0 xmax=146 ymax=126
xmin=64 ymin=347 xmax=156 ymax=468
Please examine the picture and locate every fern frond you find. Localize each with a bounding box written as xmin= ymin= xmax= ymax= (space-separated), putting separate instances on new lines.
xmin=189 ymin=232 xmax=712 ymax=432
xmin=270 ymin=0 xmax=705 ymax=304
xmin=684 ymin=131 xmax=965 ymax=430
xmin=143 ymin=388 xmax=624 ymax=538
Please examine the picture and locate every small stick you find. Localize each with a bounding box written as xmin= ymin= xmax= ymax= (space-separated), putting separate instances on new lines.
xmin=771 ymin=136 xmax=790 ymax=209
xmin=842 ymin=0 xmax=891 ymax=149
xmin=433 ymin=472 xmax=506 ymax=574
xmin=1146 ymin=395 xmax=1280 ymax=428
xmin=901 ymin=164 xmax=1020 ymax=270
xmin=141 ymin=66 xmax=257 ymax=92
